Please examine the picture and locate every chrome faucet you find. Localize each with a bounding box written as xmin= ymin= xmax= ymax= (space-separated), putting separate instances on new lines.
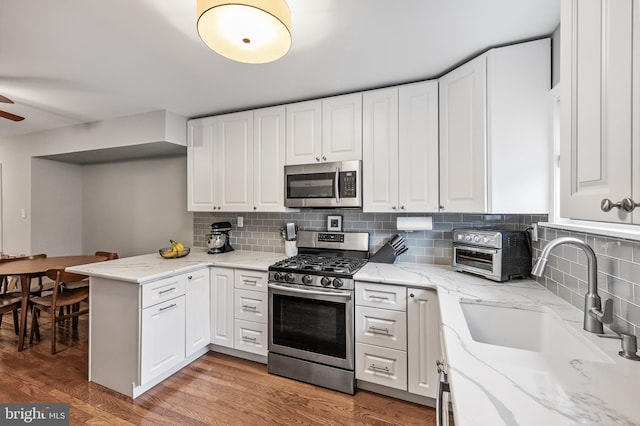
xmin=531 ymin=237 xmax=613 ymax=334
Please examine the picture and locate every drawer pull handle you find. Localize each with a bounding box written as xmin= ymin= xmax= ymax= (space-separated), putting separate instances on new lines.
xmin=158 ymin=287 xmax=176 ymax=295
xmin=159 ymin=303 xmax=177 ymax=312
xmin=369 ymin=295 xmax=389 ymax=300
xmin=242 ymin=336 xmax=257 ymax=342
xmin=243 ymin=279 xmax=257 ymax=285
xmin=368 ymin=326 xmax=390 ymax=335
xmin=369 ymin=364 xmax=391 ymax=374
xmin=242 ymin=305 xmax=257 ymax=310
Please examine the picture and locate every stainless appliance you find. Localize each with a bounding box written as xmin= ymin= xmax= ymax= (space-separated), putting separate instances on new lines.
xmin=452 ymin=228 xmax=531 ymax=282
xmin=207 ymin=221 xmax=234 ymax=254
xmin=284 ymin=160 xmax=361 ymax=208
xmin=268 ymin=230 xmax=369 ymax=394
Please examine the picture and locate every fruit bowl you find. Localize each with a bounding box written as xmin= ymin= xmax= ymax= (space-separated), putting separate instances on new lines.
xmin=159 ymin=247 xmax=190 ymax=259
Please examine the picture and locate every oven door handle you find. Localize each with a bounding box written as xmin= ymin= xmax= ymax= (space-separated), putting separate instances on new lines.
xmin=454 ymin=246 xmax=498 ymax=255
xmin=268 ymin=283 xmax=352 ymax=298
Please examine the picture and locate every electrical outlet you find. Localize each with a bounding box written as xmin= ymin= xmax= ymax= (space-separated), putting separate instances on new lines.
xmin=237 ymin=216 xmax=243 ymax=228
xmin=531 ymin=224 xmax=538 ymax=242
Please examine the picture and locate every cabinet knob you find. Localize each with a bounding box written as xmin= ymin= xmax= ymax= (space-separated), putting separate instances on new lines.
xmin=439 ymin=205 xmax=444 ymax=210
xmin=316 ymin=157 xmax=320 ymax=162
xmin=409 ymin=293 xmax=415 ymax=298
xmin=392 ymin=206 xmax=397 ymax=210
xmin=601 ymin=198 xmax=623 ymax=212
xmin=322 ymin=156 xmax=326 ymax=161
xmin=187 ymin=275 xmax=192 ymax=280
xmin=400 ymin=205 xmax=405 ymax=210
xmin=253 ymin=206 xmax=257 ymax=210
xmin=621 ymin=198 xmax=640 ymax=212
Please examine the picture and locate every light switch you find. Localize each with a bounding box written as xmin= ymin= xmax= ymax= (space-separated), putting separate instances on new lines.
xmin=21 ymin=208 xmax=26 ymax=219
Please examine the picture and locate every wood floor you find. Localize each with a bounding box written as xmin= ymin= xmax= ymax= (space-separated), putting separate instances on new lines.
xmin=0 ymin=313 xmax=436 ymax=425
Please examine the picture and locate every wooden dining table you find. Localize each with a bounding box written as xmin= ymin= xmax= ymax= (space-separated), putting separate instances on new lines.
xmin=0 ymin=255 xmax=106 ymax=351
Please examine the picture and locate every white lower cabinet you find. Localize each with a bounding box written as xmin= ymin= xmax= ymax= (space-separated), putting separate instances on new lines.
xmin=141 ymin=295 xmax=186 ymax=385
xmin=210 ymin=267 xmax=269 ymax=357
xmin=185 ymin=268 xmax=211 ymax=357
xmin=355 ymin=281 xmax=441 ymax=400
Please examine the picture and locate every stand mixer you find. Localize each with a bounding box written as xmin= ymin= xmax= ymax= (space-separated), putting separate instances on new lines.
xmin=207 ymin=221 xmax=234 ymax=254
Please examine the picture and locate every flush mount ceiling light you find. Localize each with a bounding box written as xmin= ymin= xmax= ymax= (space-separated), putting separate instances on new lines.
xmin=196 ymin=0 xmax=292 ymax=64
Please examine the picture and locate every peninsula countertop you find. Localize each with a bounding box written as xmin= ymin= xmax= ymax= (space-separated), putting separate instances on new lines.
xmin=67 ymin=249 xmax=285 ymax=283
xmin=355 ymin=262 xmax=640 ymax=426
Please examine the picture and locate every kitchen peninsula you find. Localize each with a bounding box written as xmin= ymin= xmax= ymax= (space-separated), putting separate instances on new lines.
xmin=69 ymin=251 xmax=640 ymax=425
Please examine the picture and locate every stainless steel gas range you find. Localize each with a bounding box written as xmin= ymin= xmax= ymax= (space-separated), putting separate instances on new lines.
xmin=267 ymin=230 xmax=369 ymax=395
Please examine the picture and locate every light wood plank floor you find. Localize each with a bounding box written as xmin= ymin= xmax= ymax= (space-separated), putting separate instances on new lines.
xmin=0 ymin=313 xmax=436 ymax=425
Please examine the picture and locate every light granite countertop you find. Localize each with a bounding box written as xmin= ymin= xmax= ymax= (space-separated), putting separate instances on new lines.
xmin=355 ymin=262 xmax=640 ymax=426
xmin=67 ymin=249 xmax=285 ymax=283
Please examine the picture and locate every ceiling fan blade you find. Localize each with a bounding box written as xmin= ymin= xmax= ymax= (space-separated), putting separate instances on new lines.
xmin=0 ymin=109 xmax=25 ymax=122
xmin=0 ymin=95 xmax=14 ymax=104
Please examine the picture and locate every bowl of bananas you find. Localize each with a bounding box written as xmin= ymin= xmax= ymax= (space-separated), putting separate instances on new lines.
xmin=159 ymin=240 xmax=190 ymax=259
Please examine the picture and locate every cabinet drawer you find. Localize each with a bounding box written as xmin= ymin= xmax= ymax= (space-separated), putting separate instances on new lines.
xmin=142 ymin=275 xmax=186 ymax=309
xmin=356 ymin=343 xmax=407 ymax=391
xmin=235 ymin=269 xmax=268 ymax=293
xmin=355 ymin=306 xmax=407 ymax=351
xmin=234 ymin=319 xmax=268 ymax=356
xmin=234 ymin=289 xmax=268 ymax=323
xmin=355 ymin=282 xmax=406 ymax=311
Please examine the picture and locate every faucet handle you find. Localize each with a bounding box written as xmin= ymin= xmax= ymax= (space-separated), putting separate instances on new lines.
xmin=589 ymin=298 xmax=614 ymax=324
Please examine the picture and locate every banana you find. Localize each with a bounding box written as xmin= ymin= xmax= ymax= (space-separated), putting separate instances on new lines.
xmin=170 ymin=240 xmax=184 ymax=256
xmin=162 ymin=247 xmax=177 ymax=258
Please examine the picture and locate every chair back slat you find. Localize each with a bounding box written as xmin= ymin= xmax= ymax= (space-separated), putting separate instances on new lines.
xmin=95 ymin=251 xmax=119 ymax=260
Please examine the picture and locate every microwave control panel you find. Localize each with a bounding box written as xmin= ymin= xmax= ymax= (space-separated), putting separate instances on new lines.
xmin=340 ymin=171 xmax=357 ymax=197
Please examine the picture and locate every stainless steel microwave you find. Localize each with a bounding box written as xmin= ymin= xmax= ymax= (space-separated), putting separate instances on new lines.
xmin=284 ymin=160 xmax=362 ymax=208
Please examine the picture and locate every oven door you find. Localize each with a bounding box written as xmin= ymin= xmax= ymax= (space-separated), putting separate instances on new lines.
xmin=268 ymin=282 xmax=354 ymax=370
xmin=452 ymin=244 xmax=502 ymax=280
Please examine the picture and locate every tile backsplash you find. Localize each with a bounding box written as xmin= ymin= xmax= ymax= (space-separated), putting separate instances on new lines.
xmin=194 ymin=210 xmax=545 ymax=264
xmin=533 ymin=226 xmax=640 ymax=335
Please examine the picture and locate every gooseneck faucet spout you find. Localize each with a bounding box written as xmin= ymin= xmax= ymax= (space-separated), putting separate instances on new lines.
xmin=531 ymin=237 xmax=613 ymax=334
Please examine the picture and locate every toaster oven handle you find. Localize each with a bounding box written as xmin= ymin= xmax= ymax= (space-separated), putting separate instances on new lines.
xmin=334 ymin=166 xmax=341 ymax=204
xmin=454 ymin=245 xmax=498 ymax=255
xmin=268 ymin=283 xmax=351 ymax=298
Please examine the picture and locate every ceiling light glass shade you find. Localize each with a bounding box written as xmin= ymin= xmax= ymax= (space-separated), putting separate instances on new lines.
xmin=197 ymin=0 xmax=291 ymax=64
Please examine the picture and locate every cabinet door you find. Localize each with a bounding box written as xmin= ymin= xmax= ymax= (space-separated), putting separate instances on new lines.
xmin=140 ymin=296 xmax=186 ymax=384
xmin=286 ymin=100 xmax=322 ymax=165
xmin=407 ymin=288 xmax=441 ymax=398
xmin=399 ymin=81 xmax=439 ymax=212
xmin=217 ymin=111 xmax=254 ymax=211
xmin=234 ymin=319 xmax=268 ymax=356
xmin=322 ymin=93 xmax=363 ymax=162
xmin=363 ymin=88 xmax=399 ymax=212
xmin=185 ymin=269 xmax=211 ymax=357
xmin=254 ymin=106 xmax=287 ymax=211
xmin=187 ymin=117 xmax=216 ymax=211
xmin=439 ymin=54 xmax=487 ymax=213
xmin=560 ymin=0 xmax=634 ymax=223
xmin=355 ymin=342 xmax=407 ymax=391
xmin=210 ymin=267 xmax=235 ymax=348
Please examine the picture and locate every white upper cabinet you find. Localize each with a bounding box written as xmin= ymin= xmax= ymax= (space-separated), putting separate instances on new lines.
xmin=187 ymin=117 xmax=216 ymax=211
xmin=188 ymin=107 xmax=288 ymax=212
xmin=560 ymin=0 xmax=638 ymax=224
xmin=217 ymin=111 xmax=254 ymax=211
xmin=439 ymin=39 xmax=551 ymax=213
xmin=363 ymin=81 xmax=439 ymax=212
xmin=253 ymin=106 xmax=287 ymax=211
xmin=286 ymin=93 xmax=362 ymax=165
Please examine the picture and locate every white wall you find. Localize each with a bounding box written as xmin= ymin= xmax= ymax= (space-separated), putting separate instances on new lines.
xmin=31 ymin=158 xmax=83 ymax=256
xmin=0 ymin=110 xmax=187 ymax=255
xmin=81 ymin=156 xmax=193 ymax=257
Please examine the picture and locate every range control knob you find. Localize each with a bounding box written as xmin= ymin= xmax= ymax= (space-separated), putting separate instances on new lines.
xmin=302 ymin=275 xmax=313 ymax=285
xmin=473 ymin=235 xmax=480 ymax=243
xmin=273 ymin=272 xmax=283 ymax=281
xmin=285 ymin=273 xmax=295 ymax=283
xmin=483 ymin=237 xmax=490 ymax=244
xmin=465 ymin=235 xmax=471 ymax=241
xmin=321 ymin=276 xmax=332 ymax=287
xmin=333 ymin=278 xmax=344 ymax=288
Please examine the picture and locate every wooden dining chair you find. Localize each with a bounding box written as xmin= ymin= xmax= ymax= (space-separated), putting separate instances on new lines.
xmin=94 ymin=251 xmax=119 ymax=260
xmin=61 ymin=251 xmax=119 ymax=293
xmin=29 ymin=268 xmax=89 ymax=354
xmin=0 ymin=291 xmax=22 ymax=335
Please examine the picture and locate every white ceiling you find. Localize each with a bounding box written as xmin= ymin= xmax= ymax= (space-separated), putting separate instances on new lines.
xmin=0 ymin=0 xmax=560 ymax=140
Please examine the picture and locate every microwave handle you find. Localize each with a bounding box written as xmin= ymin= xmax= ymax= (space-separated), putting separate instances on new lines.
xmin=334 ymin=166 xmax=341 ymax=204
